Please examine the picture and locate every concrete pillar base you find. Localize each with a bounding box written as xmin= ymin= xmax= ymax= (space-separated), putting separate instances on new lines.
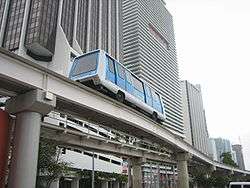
xmin=6 ymin=90 xmax=56 ymax=188
xmin=177 ymin=152 xmax=191 ymax=188
xmin=131 ymin=157 xmax=145 ymax=188
xmin=50 ymin=179 xmax=60 ymax=188
xmin=71 ymin=178 xmax=80 ymax=188
xmin=101 ymin=181 xmax=108 ymax=188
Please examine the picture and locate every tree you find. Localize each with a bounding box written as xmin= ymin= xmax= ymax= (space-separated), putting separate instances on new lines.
xmin=36 ymin=138 xmax=71 ymax=188
xmin=221 ymin=152 xmax=238 ymax=167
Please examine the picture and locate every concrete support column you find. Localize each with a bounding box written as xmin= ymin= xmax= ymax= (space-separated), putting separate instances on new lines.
xmin=131 ymin=157 xmax=145 ymax=188
xmin=101 ymin=181 xmax=108 ymax=188
xmin=114 ymin=181 xmax=120 ymax=188
xmin=71 ymin=178 xmax=80 ymax=188
xmin=50 ymin=179 xmax=60 ymax=188
xmin=127 ymin=159 xmax=132 ymax=188
xmin=177 ymin=152 xmax=190 ymax=188
xmin=6 ymin=90 xmax=56 ymax=188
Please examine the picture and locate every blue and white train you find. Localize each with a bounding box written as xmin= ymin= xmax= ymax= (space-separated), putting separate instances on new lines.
xmin=69 ymin=50 xmax=166 ymax=121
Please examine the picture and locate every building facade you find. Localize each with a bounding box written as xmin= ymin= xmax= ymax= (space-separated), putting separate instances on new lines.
xmin=232 ymin=144 xmax=245 ymax=170
xmin=180 ymin=80 xmax=210 ymax=155
xmin=0 ymin=0 xmax=123 ymax=75
xmin=123 ymin=0 xmax=184 ymax=136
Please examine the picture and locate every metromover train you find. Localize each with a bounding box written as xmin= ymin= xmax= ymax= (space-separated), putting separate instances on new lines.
xmin=69 ymin=50 xmax=166 ymax=121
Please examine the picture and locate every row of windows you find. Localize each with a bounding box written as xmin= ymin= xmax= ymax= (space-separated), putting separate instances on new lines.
xmin=107 ymin=55 xmax=160 ymax=99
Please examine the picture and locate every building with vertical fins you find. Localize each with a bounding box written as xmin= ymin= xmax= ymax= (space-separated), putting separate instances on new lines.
xmin=122 ymin=0 xmax=184 ymax=136
xmin=0 ymin=0 xmax=123 ymax=75
xmin=180 ymin=80 xmax=210 ymax=155
xmin=232 ymin=144 xmax=245 ymax=170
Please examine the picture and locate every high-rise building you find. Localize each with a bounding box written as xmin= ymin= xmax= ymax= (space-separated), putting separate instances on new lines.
xmin=180 ymin=80 xmax=210 ymax=155
xmin=0 ymin=0 xmax=123 ymax=75
xmin=213 ymin=138 xmax=232 ymax=162
xmin=123 ymin=0 xmax=184 ymax=136
xmin=208 ymin=138 xmax=218 ymax=161
xmin=232 ymin=144 xmax=245 ymax=170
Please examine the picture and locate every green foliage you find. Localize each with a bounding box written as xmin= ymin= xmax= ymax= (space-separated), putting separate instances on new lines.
xmin=36 ymin=138 xmax=71 ymax=188
xmin=77 ymin=169 xmax=128 ymax=183
xmin=221 ymin=152 xmax=238 ymax=167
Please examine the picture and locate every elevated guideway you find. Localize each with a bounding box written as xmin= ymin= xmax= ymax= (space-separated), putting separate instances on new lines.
xmin=0 ymin=47 xmax=249 ymax=176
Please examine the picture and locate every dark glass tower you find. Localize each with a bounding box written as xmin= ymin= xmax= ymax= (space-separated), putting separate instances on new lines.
xmin=61 ymin=0 xmax=75 ymax=46
xmin=25 ymin=0 xmax=59 ymax=61
xmin=0 ymin=0 xmax=6 ymax=28
xmin=1 ymin=0 xmax=122 ymax=66
xmin=2 ymin=0 xmax=26 ymax=51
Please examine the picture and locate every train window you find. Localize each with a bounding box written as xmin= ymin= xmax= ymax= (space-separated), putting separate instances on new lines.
xmin=73 ymin=53 xmax=97 ymax=76
xmin=244 ymin=185 xmax=250 ymax=188
xmin=126 ymin=71 xmax=132 ymax=84
xmin=132 ymin=76 xmax=144 ymax=92
xmin=152 ymin=91 xmax=160 ymax=102
xmin=231 ymin=186 xmax=241 ymax=188
xmin=145 ymin=85 xmax=152 ymax=97
xmin=117 ymin=63 xmax=125 ymax=79
xmin=107 ymin=56 xmax=115 ymax=73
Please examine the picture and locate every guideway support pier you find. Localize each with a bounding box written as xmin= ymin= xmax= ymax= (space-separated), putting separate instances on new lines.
xmin=6 ymin=89 xmax=56 ymax=188
xmin=177 ymin=152 xmax=191 ymax=188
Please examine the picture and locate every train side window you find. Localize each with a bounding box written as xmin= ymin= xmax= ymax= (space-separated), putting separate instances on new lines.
xmin=117 ymin=63 xmax=125 ymax=79
xmin=126 ymin=71 xmax=132 ymax=84
xmin=145 ymin=85 xmax=152 ymax=97
xmin=107 ymin=56 xmax=115 ymax=73
xmin=152 ymin=91 xmax=160 ymax=102
xmin=132 ymin=76 xmax=144 ymax=92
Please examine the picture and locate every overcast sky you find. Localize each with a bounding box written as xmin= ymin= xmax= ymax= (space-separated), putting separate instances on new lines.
xmin=166 ymin=0 xmax=250 ymax=170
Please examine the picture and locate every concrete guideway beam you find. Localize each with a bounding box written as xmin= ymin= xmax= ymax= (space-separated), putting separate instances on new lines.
xmin=6 ymin=89 xmax=56 ymax=188
xmin=0 ymin=48 xmax=250 ymax=175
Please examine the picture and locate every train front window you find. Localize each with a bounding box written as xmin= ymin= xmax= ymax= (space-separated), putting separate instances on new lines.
xmin=73 ymin=53 xmax=97 ymax=76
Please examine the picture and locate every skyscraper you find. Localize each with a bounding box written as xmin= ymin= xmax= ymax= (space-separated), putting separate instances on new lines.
xmin=232 ymin=144 xmax=245 ymax=170
xmin=213 ymin=138 xmax=232 ymax=162
xmin=0 ymin=0 xmax=123 ymax=75
xmin=123 ymin=0 xmax=184 ymax=136
xmin=180 ymin=80 xmax=210 ymax=155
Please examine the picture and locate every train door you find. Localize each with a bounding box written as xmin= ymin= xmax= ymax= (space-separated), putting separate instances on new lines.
xmin=144 ymin=84 xmax=153 ymax=107
xmin=125 ymin=71 xmax=133 ymax=94
xmin=105 ymin=55 xmax=116 ymax=84
xmin=115 ymin=62 xmax=126 ymax=90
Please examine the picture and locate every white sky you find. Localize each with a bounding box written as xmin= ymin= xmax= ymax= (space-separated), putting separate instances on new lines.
xmin=166 ymin=0 xmax=250 ymax=170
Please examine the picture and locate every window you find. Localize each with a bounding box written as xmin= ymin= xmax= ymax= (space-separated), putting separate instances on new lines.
xmin=244 ymin=185 xmax=250 ymax=188
xmin=117 ymin=63 xmax=125 ymax=79
xmin=107 ymin=56 xmax=115 ymax=73
xmin=145 ymin=85 xmax=152 ymax=97
xmin=126 ymin=71 xmax=132 ymax=84
xmin=149 ymin=24 xmax=170 ymax=50
xmin=132 ymin=76 xmax=144 ymax=92
xmin=231 ymin=185 xmax=241 ymax=188
xmin=73 ymin=53 xmax=97 ymax=76
xmin=152 ymin=91 xmax=160 ymax=102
